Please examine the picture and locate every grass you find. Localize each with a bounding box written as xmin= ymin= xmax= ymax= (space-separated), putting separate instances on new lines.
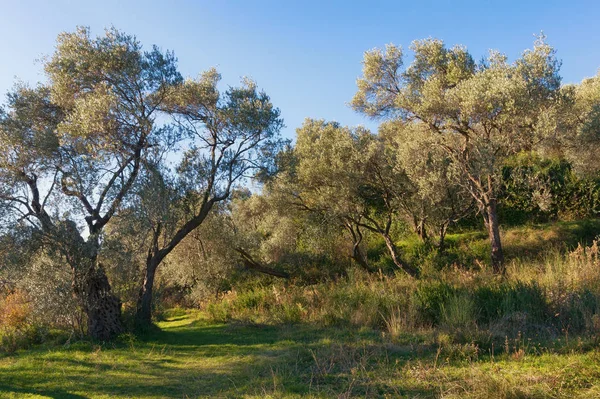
xmin=2 ymin=310 xmax=600 ymax=398
xmin=3 ymin=219 xmax=600 ymax=398
xmin=456 ymin=219 xmax=600 ymax=260
xmin=395 ymin=219 xmax=600 ymax=270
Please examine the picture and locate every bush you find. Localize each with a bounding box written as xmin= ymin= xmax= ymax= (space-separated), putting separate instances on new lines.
xmin=553 ymin=289 xmax=600 ymax=334
xmin=15 ymin=254 xmax=84 ymax=333
xmin=206 ymin=300 xmax=234 ymax=323
xmin=0 ymin=324 xmax=47 ymax=354
xmin=500 ymin=154 xmax=600 ymax=223
xmin=272 ymin=301 xmax=306 ymax=324
xmin=413 ymin=281 xmax=455 ymax=325
xmin=0 ymin=290 xmax=31 ymax=329
xmin=440 ymin=292 xmax=477 ymax=330
xmin=0 ymin=290 xmax=47 ymax=353
xmin=474 ymin=281 xmax=549 ymax=326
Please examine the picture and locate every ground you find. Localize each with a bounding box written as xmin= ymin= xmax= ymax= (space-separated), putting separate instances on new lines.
xmin=1 ymin=310 xmax=600 ymax=398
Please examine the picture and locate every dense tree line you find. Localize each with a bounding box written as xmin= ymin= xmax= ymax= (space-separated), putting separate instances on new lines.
xmin=1 ymin=28 xmax=599 ymax=339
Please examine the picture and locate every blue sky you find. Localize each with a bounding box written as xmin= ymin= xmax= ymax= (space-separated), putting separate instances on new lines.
xmin=1 ymin=0 xmax=599 ymax=140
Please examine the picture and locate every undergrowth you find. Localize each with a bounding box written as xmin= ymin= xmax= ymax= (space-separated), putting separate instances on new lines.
xmin=204 ymin=238 xmax=600 ymax=355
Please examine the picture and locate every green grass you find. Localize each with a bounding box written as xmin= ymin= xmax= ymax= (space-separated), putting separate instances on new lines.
xmin=4 ymin=219 xmax=600 ymax=398
xmin=2 ymin=310 xmax=600 ymax=398
xmin=396 ymin=218 xmax=600 ymax=269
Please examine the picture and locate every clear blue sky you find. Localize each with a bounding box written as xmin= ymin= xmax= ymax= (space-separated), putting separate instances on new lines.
xmin=1 ymin=0 xmax=599 ymax=140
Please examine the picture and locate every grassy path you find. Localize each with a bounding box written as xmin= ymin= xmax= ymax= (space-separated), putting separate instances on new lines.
xmin=1 ymin=310 xmax=600 ymax=398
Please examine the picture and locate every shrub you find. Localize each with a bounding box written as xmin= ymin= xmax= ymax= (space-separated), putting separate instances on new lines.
xmin=0 ymin=290 xmax=31 ymax=329
xmin=272 ymin=302 xmax=306 ymax=324
xmin=413 ymin=281 xmax=455 ymax=325
xmin=553 ymin=289 xmax=600 ymax=334
xmin=0 ymin=324 xmax=47 ymax=354
xmin=474 ymin=282 xmax=549 ymax=326
xmin=16 ymin=254 xmax=84 ymax=333
xmin=206 ymin=300 xmax=234 ymax=323
xmin=0 ymin=290 xmax=47 ymax=353
xmin=440 ymin=292 xmax=477 ymax=330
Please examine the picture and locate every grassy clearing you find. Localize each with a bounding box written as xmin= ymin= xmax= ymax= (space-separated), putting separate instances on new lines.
xmin=1 ymin=310 xmax=600 ymax=398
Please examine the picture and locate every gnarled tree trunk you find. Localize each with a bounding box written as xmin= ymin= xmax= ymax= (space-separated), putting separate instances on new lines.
xmin=77 ymin=265 xmax=123 ymax=340
xmin=63 ymin=226 xmax=123 ymax=340
xmin=345 ymin=222 xmax=373 ymax=272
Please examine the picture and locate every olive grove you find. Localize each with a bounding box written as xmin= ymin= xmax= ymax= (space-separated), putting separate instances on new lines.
xmin=2 ymin=28 xmax=600 ymax=340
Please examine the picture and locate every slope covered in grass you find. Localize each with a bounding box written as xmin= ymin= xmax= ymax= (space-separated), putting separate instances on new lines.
xmin=397 ymin=218 xmax=600 ymax=268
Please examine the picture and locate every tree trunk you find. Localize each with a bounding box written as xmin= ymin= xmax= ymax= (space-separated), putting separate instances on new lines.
xmin=414 ymin=217 xmax=428 ymax=241
xmin=65 ymin=228 xmax=123 ymax=341
xmin=80 ymin=265 xmax=123 ymax=340
xmin=71 ymin=262 xmax=123 ymax=341
xmin=483 ymin=199 xmax=504 ymax=274
xmin=382 ymin=233 xmax=418 ymax=277
xmin=235 ymin=248 xmax=290 ymax=278
xmin=351 ymin=245 xmax=372 ymax=272
xmin=134 ymin=198 xmax=217 ymax=327
xmin=438 ymin=224 xmax=448 ymax=254
xmin=346 ymin=224 xmax=372 ymax=272
xmin=349 ymin=224 xmax=373 ymax=272
xmin=135 ymin=257 xmax=159 ymax=327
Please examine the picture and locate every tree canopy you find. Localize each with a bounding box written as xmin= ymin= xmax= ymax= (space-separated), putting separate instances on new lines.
xmin=351 ymin=35 xmax=564 ymax=272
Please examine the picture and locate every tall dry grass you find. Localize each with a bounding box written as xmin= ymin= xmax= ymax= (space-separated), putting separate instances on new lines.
xmin=205 ymin=240 xmax=600 ymax=351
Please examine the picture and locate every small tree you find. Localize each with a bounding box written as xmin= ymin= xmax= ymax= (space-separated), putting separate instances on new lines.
xmin=159 ymin=193 xmax=293 ymax=305
xmin=283 ymin=119 xmax=417 ymax=276
xmin=382 ymin=120 xmax=473 ymax=251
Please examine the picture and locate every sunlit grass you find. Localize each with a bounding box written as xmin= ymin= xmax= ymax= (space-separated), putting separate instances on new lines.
xmin=3 ymin=220 xmax=600 ymax=397
xmin=1 ymin=310 xmax=600 ymax=398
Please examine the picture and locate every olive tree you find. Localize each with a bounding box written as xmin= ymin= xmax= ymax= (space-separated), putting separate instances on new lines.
xmin=133 ymin=70 xmax=284 ymax=326
xmin=283 ymin=119 xmax=418 ymax=276
xmin=382 ymin=120 xmax=473 ymax=251
xmin=159 ymin=192 xmax=294 ymax=304
xmin=352 ymin=36 xmax=562 ymax=273
xmin=559 ymin=72 xmax=600 ymax=175
xmin=0 ymin=27 xmax=182 ymax=339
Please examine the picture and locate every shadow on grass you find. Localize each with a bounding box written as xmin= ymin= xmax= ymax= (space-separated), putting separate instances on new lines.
xmin=503 ymin=219 xmax=600 ymax=261
xmin=0 ymin=317 xmax=436 ymax=398
xmin=0 ymin=385 xmax=89 ymax=399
